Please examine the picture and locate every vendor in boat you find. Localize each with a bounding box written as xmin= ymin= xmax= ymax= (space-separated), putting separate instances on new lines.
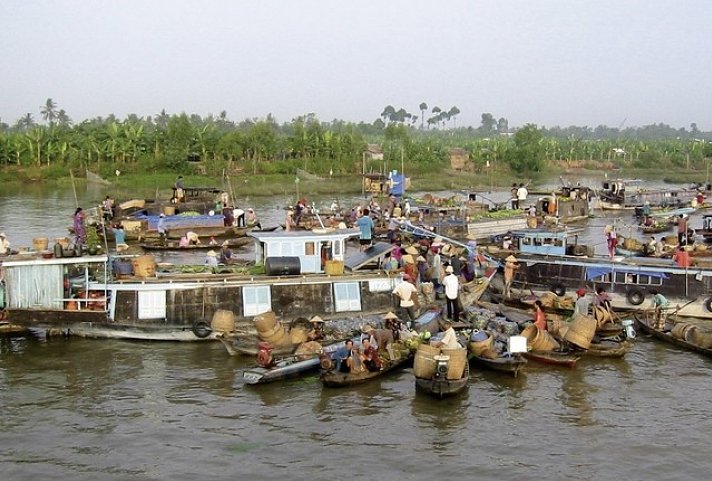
xmin=504 ymin=255 xmax=519 ymax=299
xmin=673 ymin=244 xmax=692 ymax=268
xmin=416 ymin=256 xmax=428 ymax=284
xmin=73 ymin=207 xmax=86 ymax=246
xmin=643 ymin=236 xmax=657 ymax=257
xmin=443 ymin=265 xmax=461 ymax=322
xmin=392 ymin=274 xmax=419 ymax=326
xmin=642 ymin=200 xmax=652 ymax=217
xmin=361 ymin=324 xmax=394 ymax=352
xmin=102 ymin=195 xmax=115 ymax=222
xmin=355 ymin=208 xmax=374 ymax=251
xmin=186 ymin=231 xmax=200 ymax=246
xmin=174 ymin=175 xmax=185 ymax=202
xmin=677 ymin=215 xmax=689 ymax=246
xmin=219 ymin=240 xmax=233 ymax=264
xmin=383 ymin=311 xmax=405 ymax=341
xmin=0 ymin=232 xmax=10 ymax=255
xmin=222 ymin=205 xmax=235 ymax=227
xmin=359 ymin=338 xmax=382 ymax=372
xmin=574 ymin=288 xmax=591 ymax=316
xmin=594 ymin=287 xmax=612 ymax=311
xmin=158 ymin=213 xmax=168 ymax=245
xmin=434 ymin=320 xmax=460 ymax=349
xmin=205 ymin=250 xmax=219 ymax=267
xmin=246 ymin=208 xmax=261 ymax=229
xmin=307 ymin=315 xmax=325 ymax=341
xmin=650 ymin=290 xmax=669 ymax=330
xmin=112 ymin=224 xmax=129 ymax=252
xmin=332 ymin=339 xmax=354 ymax=373
xmin=533 ymin=300 xmax=547 ymax=330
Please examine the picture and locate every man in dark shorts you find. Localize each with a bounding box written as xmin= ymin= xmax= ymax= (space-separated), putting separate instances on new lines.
xmin=356 ymin=208 xmax=374 ymax=250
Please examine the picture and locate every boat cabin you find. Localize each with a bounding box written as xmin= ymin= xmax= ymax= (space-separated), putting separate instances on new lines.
xmin=250 ymin=229 xmax=359 ymax=273
xmin=511 ymin=229 xmax=591 ymax=257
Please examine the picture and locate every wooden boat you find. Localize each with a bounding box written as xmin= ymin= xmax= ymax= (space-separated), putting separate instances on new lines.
xmin=576 ymin=339 xmax=632 ymax=358
xmin=468 ymin=352 xmax=527 ymax=376
xmin=320 ymin=309 xmax=442 ymax=387
xmin=139 ymin=237 xmax=250 ymax=251
xmin=522 ymin=350 xmax=578 ymax=368
xmin=640 ymin=223 xmax=673 ymax=234
xmin=460 ymin=267 xmax=497 ymax=306
xmin=415 ymin=362 xmax=469 ymax=398
xmin=634 ymin=312 xmax=712 ymax=358
xmin=242 ymin=341 xmax=348 ymax=385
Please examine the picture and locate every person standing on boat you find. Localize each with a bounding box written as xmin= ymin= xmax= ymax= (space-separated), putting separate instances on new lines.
xmin=112 ymin=225 xmax=128 ymax=252
xmin=533 ymin=300 xmax=547 ymax=330
xmin=73 ymin=207 xmax=86 ymax=247
xmin=574 ymin=288 xmax=590 ymax=316
xmin=174 ymin=175 xmax=185 ymax=202
xmin=285 ymin=208 xmax=295 ymax=231
xmin=510 ymin=183 xmax=519 ymax=209
xmin=0 ymin=232 xmax=10 ymax=255
xmin=605 ymin=225 xmax=618 ymax=258
xmin=503 ymin=255 xmax=519 ymax=299
xmin=650 ymin=290 xmax=669 ymax=330
xmin=673 ymin=244 xmax=692 ymax=268
xmin=392 ymin=275 xmax=419 ymax=325
xmin=677 ymin=215 xmax=689 ymax=246
xmin=102 ymin=196 xmax=115 ymax=222
xmin=233 ymin=206 xmax=246 ymax=227
xmin=642 ymin=201 xmax=652 ymax=217
xmin=355 ymin=208 xmax=374 ymax=250
xmin=157 ymin=213 xmax=168 ymax=245
xmin=222 ymin=205 xmax=235 ymax=227
xmin=246 ymin=208 xmax=261 ymax=229
xmin=442 ymin=265 xmax=460 ymax=322
xmin=516 ymin=183 xmax=528 ymax=210
xmin=219 ymin=240 xmax=233 ymax=264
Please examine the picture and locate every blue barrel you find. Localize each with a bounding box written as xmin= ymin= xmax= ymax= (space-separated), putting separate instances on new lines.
xmin=265 ymin=256 xmax=301 ymax=276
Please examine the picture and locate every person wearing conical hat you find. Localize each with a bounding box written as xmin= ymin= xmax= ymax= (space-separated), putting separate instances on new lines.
xmin=307 ymin=315 xmax=325 ymax=341
xmin=504 ymin=255 xmax=519 ymax=299
xmin=205 ymin=250 xmax=219 ymax=267
xmin=219 ymin=240 xmax=233 ymax=265
xmin=402 ymin=254 xmax=418 ymax=283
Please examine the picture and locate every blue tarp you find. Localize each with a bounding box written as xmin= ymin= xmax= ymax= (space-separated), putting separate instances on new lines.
xmin=585 ymin=265 xmax=669 ymax=281
xmin=132 ymin=213 xmax=225 ymax=230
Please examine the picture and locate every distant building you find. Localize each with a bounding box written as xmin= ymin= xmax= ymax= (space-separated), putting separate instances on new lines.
xmin=448 ymin=148 xmax=470 ymax=171
xmin=364 ymin=144 xmax=384 ymax=161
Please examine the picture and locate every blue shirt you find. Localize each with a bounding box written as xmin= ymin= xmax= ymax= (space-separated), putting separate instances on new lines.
xmin=355 ymin=215 xmax=374 ymax=240
xmin=157 ymin=217 xmax=167 ymax=234
xmin=112 ymin=228 xmax=126 ymax=245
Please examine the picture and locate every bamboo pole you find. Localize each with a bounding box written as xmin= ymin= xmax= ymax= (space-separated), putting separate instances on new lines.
xmin=69 ymin=169 xmax=79 ymax=207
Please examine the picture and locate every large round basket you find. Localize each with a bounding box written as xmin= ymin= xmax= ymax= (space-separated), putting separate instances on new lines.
xmin=289 ymin=326 xmax=309 ymax=345
xmin=261 ymin=326 xmax=288 ymax=345
xmin=468 ymin=333 xmax=494 ymax=356
xmin=211 ymin=310 xmax=236 ymax=333
xmin=33 ymin=237 xmax=49 ymax=251
xmin=593 ymin=306 xmax=613 ymax=328
xmin=689 ymin=329 xmax=712 ymax=349
xmin=441 ymin=347 xmax=467 ymax=380
xmin=522 ymin=325 xmax=560 ymax=352
xmin=254 ymin=311 xmax=277 ymax=333
xmin=294 ymin=341 xmax=323 ymax=360
xmin=564 ymin=313 xmax=597 ymax=349
xmin=259 ymin=322 xmax=285 ymax=341
xmin=671 ymin=322 xmax=695 ymax=341
xmin=131 ymin=255 xmax=156 ymax=278
xmin=413 ymin=343 xmax=440 ymax=379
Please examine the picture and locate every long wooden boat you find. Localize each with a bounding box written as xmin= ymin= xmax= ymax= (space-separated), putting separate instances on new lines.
xmin=468 ymin=352 xmax=527 ymax=376
xmin=242 ymin=341 xmax=348 ymax=385
xmin=415 ymin=362 xmax=469 ymax=398
xmin=522 ymin=350 xmax=578 ymax=368
xmin=320 ymin=353 xmax=412 ymax=387
xmin=139 ymin=237 xmax=250 ymax=251
xmin=578 ymin=339 xmax=632 ymax=358
xmin=634 ymin=312 xmax=712 ymax=358
xmin=596 ymin=179 xmax=696 ymax=210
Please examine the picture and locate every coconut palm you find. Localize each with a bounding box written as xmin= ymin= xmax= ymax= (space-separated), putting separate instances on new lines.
xmin=40 ymin=98 xmax=58 ymax=124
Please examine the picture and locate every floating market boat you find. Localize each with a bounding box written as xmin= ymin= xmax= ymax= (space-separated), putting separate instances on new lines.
xmin=633 ymin=311 xmax=712 ymax=358
xmin=522 ymin=350 xmax=578 ymax=368
xmin=468 ymin=352 xmax=527 ymax=376
xmin=596 ymin=179 xmax=696 ymax=210
xmin=139 ymin=237 xmax=251 ymax=251
xmin=415 ymin=361 xmax=469 ymax=398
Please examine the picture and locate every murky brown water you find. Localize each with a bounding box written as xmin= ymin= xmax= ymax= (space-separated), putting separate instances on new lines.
xmin=2 ymin=181 xmax=712 ymax=480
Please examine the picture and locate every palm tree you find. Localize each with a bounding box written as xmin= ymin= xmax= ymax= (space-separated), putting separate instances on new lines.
xmin=448 ymin=106 xmax=460 ymax=129
xmin=419 ymin=102 xmax=428 ymax=129
xmin=40 ymin=98 xmax=58 ymax=124
xmin=16 ymin=113 xmax=35 ymax=131
xmin=56 ymin=109 xmax=71 ymax=126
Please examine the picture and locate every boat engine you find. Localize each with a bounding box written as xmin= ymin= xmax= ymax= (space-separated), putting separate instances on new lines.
xmin=433 ymin=354 xmax=450 ymax=379
xmin=621 ymin=319 xmax=636 ymax=339
xmin=256 ymin=341 xmax=275 ymax=368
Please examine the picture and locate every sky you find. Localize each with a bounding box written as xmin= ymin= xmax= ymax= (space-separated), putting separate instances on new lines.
xmin=2 ymin=0 xmax=712 ymax=130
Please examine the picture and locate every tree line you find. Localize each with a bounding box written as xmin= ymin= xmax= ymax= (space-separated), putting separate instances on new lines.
xmin=1 ymin=98 xmax=711 ymax=179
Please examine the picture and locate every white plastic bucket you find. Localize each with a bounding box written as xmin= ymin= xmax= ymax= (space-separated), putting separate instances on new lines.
xmin=621 ymin=319 xmax=636 ymax=339
xmin=508 ymin=335 xmax=528 ymax=353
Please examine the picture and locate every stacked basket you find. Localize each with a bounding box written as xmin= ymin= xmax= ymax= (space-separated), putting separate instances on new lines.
xmin=254 ymin=311 xmax=292 ymax=347
xmin=521 ymin=325 xmax=560 ymax=351
xmin=563 ymin=313 xmax=597 ymax=349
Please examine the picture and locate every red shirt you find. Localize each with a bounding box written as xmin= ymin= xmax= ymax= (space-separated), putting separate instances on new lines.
xmin=534 ymin=309 xmax=547 ymax=331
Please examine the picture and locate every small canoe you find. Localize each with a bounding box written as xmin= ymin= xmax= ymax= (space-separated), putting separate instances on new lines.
xmin=468 ymin=352 xmax=527 ymax=376
xmin=634 ymin=312 xmax=712 ymax=358
xmin=415 ymin=362 xmax=469 ymax=398
xmin=522 ymin=350 xmax=578 ymax=368
xmin=243 ymin=341 xmax=347 ymax=385
xmin=140 ymin=237 xmax=250 ymax=251
xmin=320 ymin=354 xmax=412 ymax=387
xmin=579 ymin=339 xmax=632 ymax=358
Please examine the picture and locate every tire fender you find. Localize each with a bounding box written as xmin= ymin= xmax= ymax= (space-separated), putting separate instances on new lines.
xmin=705 ymin=297 xmax=712 ymax=313
xmin=192 ymin=320 xmax=212 ymax=339
xmin=550 ymin=283 xmax=566 ymax=297
xmin=626 ymin=288 xmax=645 ymax=306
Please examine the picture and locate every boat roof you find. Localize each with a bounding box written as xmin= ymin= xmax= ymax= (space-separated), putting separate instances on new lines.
xmin=249 ymin=228 xmax=360 ymax=242
xmin=1 ymin=254 xmax=109 ymax=267
xmin=345 ymin=242 xmax=396 ymax=271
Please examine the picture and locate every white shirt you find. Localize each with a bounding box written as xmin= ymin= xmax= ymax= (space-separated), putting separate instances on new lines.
xmin=439 ymin=327 xmax=460 ymax=350
xmin=0 ymin=237 xmax=10 ymax=255
xmin=442 ymin=273 xmax=459 ymax=300
xmin=393 ymin=281 xmax=417 ymax=307
xmin=517 ymin=186 xmax=528 ymax=201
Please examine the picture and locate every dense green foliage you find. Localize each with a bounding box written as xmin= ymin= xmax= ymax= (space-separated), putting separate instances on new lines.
xmin=1 ymin=99 xmax=712 ymax=183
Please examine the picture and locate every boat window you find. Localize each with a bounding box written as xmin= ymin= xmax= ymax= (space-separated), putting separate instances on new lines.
xmin=650 ymin=277 xmax=663 ymax=286
xmin=597 ymin=273 xmax=612 ymax=282
xmin=638 ymin=274 xmax=650 ymax=284
xmin=625 ymin=274 xmax=638 ymax=284
xmin=615 ymin=272 xmax=627 ymax=283
xmin=305 ymin=242 xmax=315 ymax=256
xmin=333 ymin=240 xmax=342 ymax=257
xmin=242 ymin=285 xmax=271 ymax=317
xmin=333 ymin=282 xmax=361 ymax=312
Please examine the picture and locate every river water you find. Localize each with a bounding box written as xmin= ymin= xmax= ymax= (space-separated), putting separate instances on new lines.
xmin=1 ymin=179 xmax=712 ymax=480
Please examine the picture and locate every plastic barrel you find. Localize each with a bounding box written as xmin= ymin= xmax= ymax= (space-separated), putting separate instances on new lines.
xmin=265 ymin=256 xmax=301 ymax=276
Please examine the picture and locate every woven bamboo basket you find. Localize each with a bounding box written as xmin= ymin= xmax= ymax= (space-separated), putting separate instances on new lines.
xmin=683 ymin=325 xmax=699 ymax=343
xmin=689 ymin=329 xmax=712 ymax=349
xmin=289 ymin=326 xmax=309 ymax=345
xmin=564 ymin=313 xmax=597 ymax=349
xmin=671 ymin=322 xmax=695 ymax=341
xmin=294 ymin=341 xmax=323 ymax=360
xmin=593 ymin=306 xmax=613 ymax=328
xmin=131 ymin=255 xmax=156 ymax=278
xmin=259 ymin=322 xmax=286 ymax=343
xmin=547 ymin=319 xmax=569 ymax=338
xmin=210 ymin=310 xmax=236 ymax=333
xmin=522 ymin=325 xmax=560 ymax=352
xmin=442 ymin=347 xmax=468 ymax=380
xmin=540 ymin=292 xmax=557 ymax=308
xmin=413 ymin=343 xmax=440 ymax=379
xmin=468 ymin=334 xmax=494 ymax=356
xmin=254 ymin=311 xmax=277 ymax=333
xmin=33 ymin=237 xmax=49 ymax=251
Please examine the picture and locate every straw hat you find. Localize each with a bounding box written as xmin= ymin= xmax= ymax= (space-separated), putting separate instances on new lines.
xmin=505 ymin=255 xmax=518 ymax=263
xmin=402 ymin=254 xmax=415 ymax=264
xmin=361 ymin=324 xmax=375 ymax=333
xmin=441 ymin=244 xmax=452 ymax=255
xmin=445 ymin=265 xmax=454 ymax=273
xmin=416 ymin=255 xmax=427 ymax=263
xmin=432 ymin=236 xmax=444 ymax=247
xmin=405 ymin=245 xmax=419 ymax=255
xmin=206 ymin=250 xmax=217 ymax=257
xmin=383 ymin=311 xmax=398 ymax=320
xmin=309 ymin=315 xmax=325 ymax=324
xmin=222 ymin=240 xmax=229 ymax=247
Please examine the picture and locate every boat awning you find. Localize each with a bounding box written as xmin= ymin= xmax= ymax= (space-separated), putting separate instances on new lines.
xmin=585 ymin=266 xmax=669 ymax=281
xmin=344 ymin=242 xmax=395 ymax=271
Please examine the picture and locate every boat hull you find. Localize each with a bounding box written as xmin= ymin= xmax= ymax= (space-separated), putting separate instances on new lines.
xmin=415 ymin=363 xmax=469 ymax=398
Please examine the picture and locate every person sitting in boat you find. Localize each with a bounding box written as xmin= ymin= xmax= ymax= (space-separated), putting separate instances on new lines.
xmin=307 ymin=315 xmax=325 ymax=341
xmin=594 ymin=287 xmax=612 ymax=311
xmin=233 ymin=206 xmax=246 ymax=227
xmin=0 ymin=232 xmax=10 ymax=255
xmin=643 ymin=215 xmax=654 ymax=227
xmin=650 ymin=290 xmax=669 ymax=330
xmin=332 ymin=339 xmax=354 ymax=373
xmin=219 ymin=241 xmax=233 ymax=264
xmin=112 ymin=224 xmax=129 ymax=253
xmin=533 ymin=300 xmax=547 ymax=331
xmin=643 ymin=236 xmax=657 ymax=257
xmin=205 ymin=250 xmax=219 ymax=267
xmin=697 ymin=191 xmax=705 ymax=207
xmin=186 ymin=231 xmax=201 ymax=246
xmin=246 ymin=208 xmax=261 ymax=229
xmin=361 ymin=324 xmax=394 ymax=352
xmin=655 ymin=236 xmax=665 ymax=257
xmin=158 ymin=213 xmax=168 ymax=245
xmin=433 ymin=320 xmax=460 ymax=349
xmin=574 ymin=288 xmax=591 ymax=316
xmin=179 ymin=235 xmax=190 ymax=247
xmin=382 ymin=311 xmax=405 ymax=341
xmin=673 ymin=244 xmax=692 ymax=268
xmin=359 ymin=338 xmax=382 ymax=372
